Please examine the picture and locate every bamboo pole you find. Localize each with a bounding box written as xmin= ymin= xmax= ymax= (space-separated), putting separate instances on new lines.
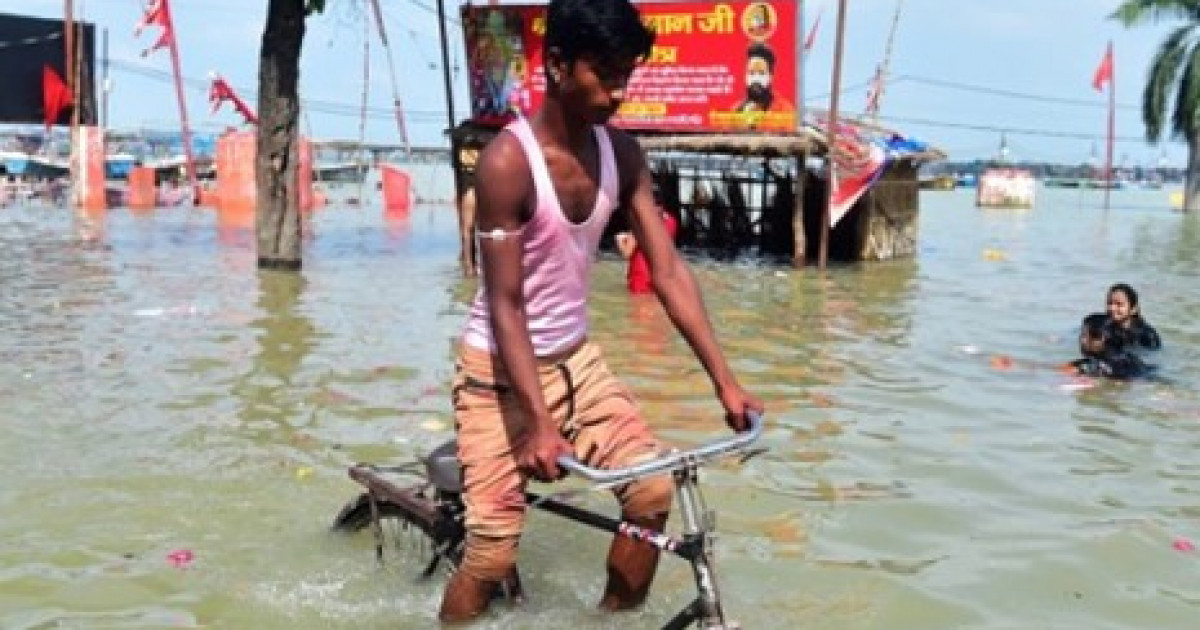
xmin=436 ymin=0 xmax=457 ymax=132
xmin=64 ymin=0 xmax=77 ymax=208
xmin=820 ymin=0 xmax=849 ymax=270
xmin=1104 ymin=41 xmax=1114 ymax=211
xmin=792 ymin=0 xmax=807 ymax=267
xmin=161 ymin=0 xmax=200 ymax=204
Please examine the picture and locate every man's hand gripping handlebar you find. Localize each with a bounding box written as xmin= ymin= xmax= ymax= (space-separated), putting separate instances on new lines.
xmin=555 ymin=410 xmax=765 ymax=485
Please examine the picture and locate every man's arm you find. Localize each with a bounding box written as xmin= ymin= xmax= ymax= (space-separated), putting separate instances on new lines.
xmin=474 ymin=134 xmax=571 ymax=480
xmin=610 ymin=130 xmax=763 ymax=430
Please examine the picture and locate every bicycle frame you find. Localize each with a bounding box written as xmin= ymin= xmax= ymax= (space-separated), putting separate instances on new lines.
xmin=525 ymin=464 xmax=728 ymax=629
xmin=343 ymin=411 xmax=763 ymax=630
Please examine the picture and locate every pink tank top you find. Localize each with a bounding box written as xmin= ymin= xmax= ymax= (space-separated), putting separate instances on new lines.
xmin=461 ymin=118 xmax=619 ymax=356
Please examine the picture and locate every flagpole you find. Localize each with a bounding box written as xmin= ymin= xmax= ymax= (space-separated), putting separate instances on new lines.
xmin=1104 ymin=41 xmax=1115 ymax=211
xmin=64 ymin=0 xmax=77 ymax=208
xmin=161 ymin=0 xmax=199 ymax=204
xmin=796 ymin=0 xmax=805 ymax=131
xmin=101 ymin=27 xmax=109 ymax=130
xmin=821 ymin=0 xmax=848 ymax=270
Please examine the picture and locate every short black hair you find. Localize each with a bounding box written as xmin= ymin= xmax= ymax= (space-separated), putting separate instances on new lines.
xmin=1081 ymin=312 xmax=1128 ymax=352
xmin=1081 ymin=313 xmax=1109 ymax=338
xmin=544 ymin=0 xmax=654 ymax=66
xmin=747 ymin=42 xmax=776 ymax=71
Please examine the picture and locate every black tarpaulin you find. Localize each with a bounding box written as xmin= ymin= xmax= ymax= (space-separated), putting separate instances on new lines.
xmin=0 ymin=13 xmax=96 ymax=126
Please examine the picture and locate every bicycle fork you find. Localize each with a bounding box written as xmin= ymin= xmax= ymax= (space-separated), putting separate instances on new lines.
xmin=663 ymin=463 xmax=737 ymax=630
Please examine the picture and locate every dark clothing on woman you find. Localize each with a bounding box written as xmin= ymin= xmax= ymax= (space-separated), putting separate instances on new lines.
xmin=1071 ymin=350 xmax=1152 ymax=380
xmin=1109 ymin=318 xmax=1161 ymax=350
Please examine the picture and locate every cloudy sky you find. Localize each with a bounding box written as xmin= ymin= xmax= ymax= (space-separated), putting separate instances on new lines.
xmin=8 ymin=0 xmax=1187 ymax=166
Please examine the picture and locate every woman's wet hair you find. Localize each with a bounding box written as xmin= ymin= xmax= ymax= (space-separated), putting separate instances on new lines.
xmin=1108 ymin=282 xmax=1139 ymax=308
xmin=544 ymin=0 xmax=655 ymax=67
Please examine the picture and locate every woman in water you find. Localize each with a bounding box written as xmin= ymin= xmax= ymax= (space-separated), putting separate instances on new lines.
xmin=1105 ymin=283 xmax=1161 ymax=350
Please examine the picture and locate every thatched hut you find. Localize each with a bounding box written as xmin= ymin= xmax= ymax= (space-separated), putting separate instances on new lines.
xmin=448 ymin=120 xmax=942 ymax=267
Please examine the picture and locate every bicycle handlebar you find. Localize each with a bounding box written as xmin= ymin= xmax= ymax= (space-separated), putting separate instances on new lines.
xmin=557 ymin=410 xmax=765 ymax=484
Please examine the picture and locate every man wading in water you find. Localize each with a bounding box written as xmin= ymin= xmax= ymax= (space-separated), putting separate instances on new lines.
xmin=441 ymin=0 xmax=764 ymax=622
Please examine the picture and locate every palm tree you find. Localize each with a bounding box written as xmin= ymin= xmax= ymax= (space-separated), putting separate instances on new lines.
xmin=1112 ymin=0 xmax=1200 ymax=212
xmin=256 ymin=0 xmax=326 ymax=270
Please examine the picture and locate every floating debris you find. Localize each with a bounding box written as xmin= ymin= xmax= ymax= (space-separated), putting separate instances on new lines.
xmin=166 ymin=549 xmax=194 ymax=568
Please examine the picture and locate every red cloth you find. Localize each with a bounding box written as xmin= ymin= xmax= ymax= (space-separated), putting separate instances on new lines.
xmin=627 ymin=211 xmax=679 ymax=294
xmin=1092 ymin=43 xmax=1113 ymax=92
xmin=42 ymin=65 xmax=72 ymax=130
xmin=135 ymin=0 xmax=174 ymax=56
xmin=209 ymin=76 xmax=258 ymax=124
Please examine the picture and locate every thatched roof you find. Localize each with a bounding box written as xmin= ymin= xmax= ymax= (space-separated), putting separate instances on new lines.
xmin=449 ymin=118 xmax=945 ymax=163
xmin=636 ymin=129 xmax=823 ymax=157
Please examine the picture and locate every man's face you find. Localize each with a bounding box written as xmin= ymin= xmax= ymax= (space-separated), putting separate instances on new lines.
xmin=746 ymin=56 xmax=773 ymax=102
xmin=561 ymin=55 xmax=637 ymax=124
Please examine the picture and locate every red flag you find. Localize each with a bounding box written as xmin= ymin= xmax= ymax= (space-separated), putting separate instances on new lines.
xmin=1092 ymin=43 xmax=1113 ymax=92
xmin=804 ymin=9 xmax=823 ymax=52
xmin=42 ymin=64 xmax=73 ymax=130
xmin=208 ymin=74 xmax=258 ymax=125
xmin=135 ymin=0 xmax=173 ymax=56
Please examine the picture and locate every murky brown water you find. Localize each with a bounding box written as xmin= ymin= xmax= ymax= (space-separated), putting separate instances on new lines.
xmin=2 ymin=186 xmax=1198 ymax=629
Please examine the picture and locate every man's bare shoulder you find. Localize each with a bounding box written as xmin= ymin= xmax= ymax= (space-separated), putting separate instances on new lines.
xmin=477 ymin=131 xmax=530 ymax=183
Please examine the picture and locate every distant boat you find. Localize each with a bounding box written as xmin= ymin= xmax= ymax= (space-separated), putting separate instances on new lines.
xmin=0 ymin=151 xmax=68 ymax=179
xmin=976 ymin=167 xmax=1035 ymax=209
xmin=1044 ymin=177 xmax=1123 ymax=190
xmin=919 ymin=174 xmax=956 ymax=191
xmin=105 ymin=153 xmax=137 ymax=180
xmin=313 ymin=161 xmax=370 ymax=184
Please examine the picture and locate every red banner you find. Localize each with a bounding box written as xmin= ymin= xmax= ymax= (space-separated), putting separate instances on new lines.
xmin=462 ymin=1 xmax=797 ymax=132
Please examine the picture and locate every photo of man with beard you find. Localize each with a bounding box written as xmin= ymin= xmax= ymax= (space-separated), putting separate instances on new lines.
xmin=733 ymin=41 xmax=794 ymax=117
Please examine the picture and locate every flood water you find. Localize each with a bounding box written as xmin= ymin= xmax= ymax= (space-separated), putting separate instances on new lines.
xmin=2 ymin=185 xmax=1198 ymax=629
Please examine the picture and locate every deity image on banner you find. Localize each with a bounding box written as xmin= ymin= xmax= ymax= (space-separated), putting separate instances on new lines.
xmin=741 ymin=2 xmax=778 ymax=41
xmin=467 ymin=9 xmax=527 ymax=121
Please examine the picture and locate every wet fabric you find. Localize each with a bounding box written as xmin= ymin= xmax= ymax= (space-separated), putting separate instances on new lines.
xmin=450 ymin=341 xmax=671 ymax=539
xmin=1071 ymin=350 xmax=1152 ymax=380
xmin=1109 ymin=317 xmax=1162 ymax=351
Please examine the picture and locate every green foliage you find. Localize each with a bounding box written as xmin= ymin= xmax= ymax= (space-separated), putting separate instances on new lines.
xmin=1110 ymin=0 xmax=1200 ymax=26
xmin=306 ymin=0 xmax=326 ymax=16
xmin=1113 ymin=0 xmax=1200 ymax=143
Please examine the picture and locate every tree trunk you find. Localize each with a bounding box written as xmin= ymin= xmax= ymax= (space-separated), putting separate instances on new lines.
xmin=1186 ymin=134 xmax=1200 ymax=214
xmin=256 ymin=0 xmax=307 ymax=270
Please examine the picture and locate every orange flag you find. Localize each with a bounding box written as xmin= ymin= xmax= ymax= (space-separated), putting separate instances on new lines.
xmin=1092 ymin=43 xmax=1113 ymax=92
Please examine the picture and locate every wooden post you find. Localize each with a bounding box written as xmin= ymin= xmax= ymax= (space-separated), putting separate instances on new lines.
xmin=64 ymin=0 xmax=76 ymax=208
xmin=820 ymin=0 xmax=849 ymax=270
xmin=792 ymin=154 xmax=806 ymax=265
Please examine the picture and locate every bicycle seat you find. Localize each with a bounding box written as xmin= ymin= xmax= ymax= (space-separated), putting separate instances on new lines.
xmin=423 ymin=439 xmax=463 ymax=493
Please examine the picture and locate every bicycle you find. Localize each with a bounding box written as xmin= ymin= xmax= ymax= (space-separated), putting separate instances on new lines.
xmin=331 ymin=410 xmax=765 ymax=629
